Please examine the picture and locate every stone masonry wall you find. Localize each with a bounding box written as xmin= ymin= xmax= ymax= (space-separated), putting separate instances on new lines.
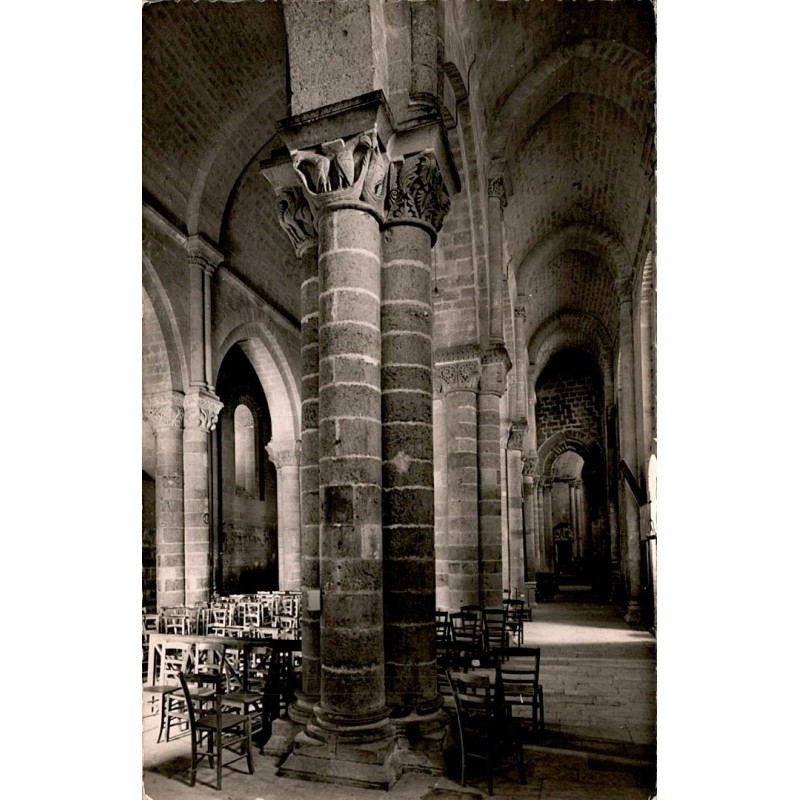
xmin=536 ymin=352 xmax=603 ymax=448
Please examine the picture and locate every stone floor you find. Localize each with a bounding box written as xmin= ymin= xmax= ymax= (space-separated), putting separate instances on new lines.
xmin=142 ymin=589 xmax=657 ymax=799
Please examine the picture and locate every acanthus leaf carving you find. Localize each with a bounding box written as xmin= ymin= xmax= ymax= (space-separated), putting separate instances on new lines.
xmin=387 ymin=150 xmax=450 ymax=234
xmin=276 ymin=186 xmax=317 ymax=256
xmin=184 ymin=392 xmax=224 ymax=433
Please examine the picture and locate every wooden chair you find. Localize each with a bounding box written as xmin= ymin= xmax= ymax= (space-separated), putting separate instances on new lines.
xmin=164 ymin=642 xmax=225 ymax=741
xmin=450 ymin=611 xmax=482 ymax=670
xmin=142 ymin=640 xmax=191 ymax=743
xmin=483 ymin=607 xmax=509 ymax=662
xmin=177 ymin=672 xmax=254 ymax=790
xmin=219 ymin=645 xmax=268 ymax=751
xmin=446 ymin=667 xmax=526 ymax=796
xmin=496 ymin=646 xmax=544 ymax=736
xmin=503 ymin=599 xmax=526 ymax=646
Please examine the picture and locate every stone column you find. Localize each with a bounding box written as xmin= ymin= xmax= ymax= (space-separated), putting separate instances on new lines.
xmin=506 ymin=422 xmax=526 ymax=598
xmin=382 ymin=149 xmax=449 ymax=718
xmin=435 ymin=348 xmax=481 ymax=610
xmin=487 ymin=176 xmax=507 ymax=346
xmin=617 ymin=278 xmax=642 ymax=623
xmin=522 ymin=454 xmax=539 ymax=600
xmin=262 ymin=178 xmax=322 ymax=730
xmin=143 ymin=392 xmax=185 ymax=610
xmin=433 ymin=392 xmax=448 ymax=609
xmin=267 ymin=440 xmax=302 ymax=591
xmin=478 ymin=346 xmax=510 ymax=607
xmin=542 ymin=479 xmax=554 ymax=572
xmin=182 ymin=390 xmax=223 ymax=606
xmin=184 ymin=236 xmax=224 ymax=607
xmin=282 ymin=129 xmax=398 ymax=785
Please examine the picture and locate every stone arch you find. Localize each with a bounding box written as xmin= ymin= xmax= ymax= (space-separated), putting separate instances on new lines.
xmin=529 ymin=311 xmax=613 ymax=394
xmin=539 ymin=429 xmax=604 ymax=480
xmin=490 ymin=39 xmax=654 ymax=165
xmin=216 ymin=321 xmax=300 ymax=445
xmin=185 ymin=2 xmax=287 ymax=241
xmin=142 ymin=254 xmax=189 ymax=394
xmin=517 ymin=223 xmax=633 ymax=288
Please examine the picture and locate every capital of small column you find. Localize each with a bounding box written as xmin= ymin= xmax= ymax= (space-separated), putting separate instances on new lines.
xmin=514 ymin=303 xmax=526 ymax=320
xmin=522 ymin=451 xmax=539 ymax=478
xmin=434 ymin=344 xmax=482 ymax=395
xmin=186 ymin=234 xmax=224 ymax=275
xmin=290 ymin=127 xmax=391 ymax=225
xmin=275 ymin=186 xmax=318 ymax=258
xmin=385 ymin=149 xmax=451 ymax=244
xmin=266 ymin=440 xmax=302 ymax=470
xmin=183 ymin=390 xmax=224 ymax=433
xmin=480 ymin=344 xmax=512 ymax=396
xmin=507 ymin=421 xmax=527 ymax=451
xmin=488 ymin=176 xmax=507 ymax=208
xmin=143 ymin=391 xmax=185 ymax=431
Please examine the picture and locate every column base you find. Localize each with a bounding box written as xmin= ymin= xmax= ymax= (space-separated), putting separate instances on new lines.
xmin=624 ymin=598 xmax=642 ymax=625
xmin=391 ymin=707 xmax=451 ymax=774
xmin=262 ymin=716 xmax=303 ymax=762
xmin=277 ymin=731 xmax=401 ymax=790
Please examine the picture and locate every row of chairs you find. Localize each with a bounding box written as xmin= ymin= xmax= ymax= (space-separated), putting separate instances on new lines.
xmin=436 ymin=600 xmax=528 ymax=671
xmin=142 ymin=592 xmax=301 ymax=639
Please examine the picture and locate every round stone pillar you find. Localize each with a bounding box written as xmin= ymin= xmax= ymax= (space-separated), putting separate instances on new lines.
xmin=144 ymin=392 xmax=186 ymax=610
xmin=183 ymin=390 xmax=223 ymax=607
xmin=505 ymin=423 xmax=526 ymax=598
xmin=267 ymin=440 xmax=302 ymax=591
xmin=478 ymin=348 xmax=510 ymax=607
xmin=435 ymin=349 xmax=481 ymax=610
xmin=381 ymin=149 xmax=449 ymax=717
xmin=290 ymin=130 xmax=394 ymax=751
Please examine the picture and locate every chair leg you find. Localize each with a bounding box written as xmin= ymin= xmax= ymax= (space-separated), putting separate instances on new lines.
xmin=216 ymin=728 xmax=223 ymax=790
xmin=157 ymin=696 xmax=166 ymax=744
xmin=245 ymin=718 xmax=254 ymax=774
xmin=538 ymin=686 xmax=545 ymax=732
xmin=189 ymin=730 xmax=197 ymax=787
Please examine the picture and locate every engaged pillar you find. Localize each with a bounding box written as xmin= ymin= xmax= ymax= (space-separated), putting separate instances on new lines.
xmin=143 ymin=392 xmax=186 ymax=610
xmin=381 ymin=150 xmax=450 ymax=717
xmin=266 ymin=440 xmax=302 ymax=591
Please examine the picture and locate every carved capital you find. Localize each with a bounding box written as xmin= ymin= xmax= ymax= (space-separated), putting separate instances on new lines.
xmin=488 ymin=176 xmax=507 ymax=208
xmin=507 ymin=421 xmax=527 ymax=451
xmin=143 ymin=391 xmax=185 ymax=431
xmin=522 ymin=452 xmax=539 ymax=478
xmin=275 ymin=187 xmax=317 ymax=257
xmin=291 ymin=127 xmax=390 ymax=222
xmin=480 ymin=345 xmax=511 ymax=396
xmin=184 ymin=391 xmax=224 ymax=433
xmin=434 ymin=359 xmax=481 ymax=395
xmin=514 ymin=303 xmax=526 ymax=320
xmin=266 ymin=440 xmax=301 ymax=470
xmin=186 ymin=234 xmax=224 ymax=275
xmin=386 ymin=149 xmax=451 ymax=239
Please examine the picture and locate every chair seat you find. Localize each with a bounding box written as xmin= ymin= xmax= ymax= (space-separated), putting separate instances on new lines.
xmin=196 ymin=712 xmax=251 ymax=731
xmin=222 ymin=690 xmax=262 ymax=704
xmin=142 ymin=684 xmax=179 ymax=695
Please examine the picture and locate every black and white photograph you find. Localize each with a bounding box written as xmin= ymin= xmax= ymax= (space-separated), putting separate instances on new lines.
xmin=139 ymin=1 xmax=656 ymax=797
xmin=9 ymin=1 xmax=800 ymax=798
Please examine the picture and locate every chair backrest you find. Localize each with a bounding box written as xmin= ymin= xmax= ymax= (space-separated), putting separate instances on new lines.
xmin=447 ymin=669 xmax=494 ymax=733
xmin=154 ymin=641 xmax=191 ymax=686
xmin=450 ymin=611 xmax=479 ymax=642
xmin=496 ymin=646 xmax=541 ymax=701
xmin=434 ymin=610 xmax=450 ymax=640
xmin=483 ymin=607 xmax=508 ymax=653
